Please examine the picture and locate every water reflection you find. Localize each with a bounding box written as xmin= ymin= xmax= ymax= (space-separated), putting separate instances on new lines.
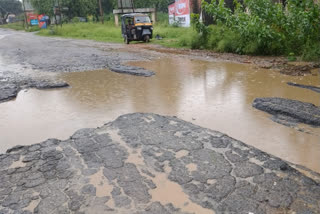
xmin=0 ymin=57 xmax=319 ymax=173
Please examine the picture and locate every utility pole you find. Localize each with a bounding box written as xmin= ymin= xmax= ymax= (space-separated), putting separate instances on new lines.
xmin=22 ymin=0 xmax=28 ymax=29
xmin=120 ymin=0 xmax=123 ymax=13
xmin=99 ymin=0 xmax=104 ymax=24
xmin=131 ymin=0 xmax=135 ymax=13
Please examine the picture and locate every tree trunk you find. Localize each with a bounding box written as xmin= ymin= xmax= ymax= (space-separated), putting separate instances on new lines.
xmin=58 ymin=0 xmax=62 ymax=27
xmin=22 ymin=0 xmax=28 ymax=29
xmin=99 ymin=0 xmax=104 ymax=24
xmin=0 ymin=17 xmax=5 ymax=25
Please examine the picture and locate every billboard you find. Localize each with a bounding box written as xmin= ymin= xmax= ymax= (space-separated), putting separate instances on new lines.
xmin=38 ymin=15 xmax=49 ymax=29
xmin=27 ymin=13 xmax=38 ymax=26
xmin=27 ymin=13 xmax=49 ymax=28
xmin=168 ymin=0 xmax=190 ymax=27
xmin=168 ymin=3 xmax=175 ymax=25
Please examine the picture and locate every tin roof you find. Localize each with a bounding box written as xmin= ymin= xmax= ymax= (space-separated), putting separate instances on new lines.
xmin=121 ymin=13 xmax=148 ymax=18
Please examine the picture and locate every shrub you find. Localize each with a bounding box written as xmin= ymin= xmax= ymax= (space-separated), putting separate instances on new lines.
xmin=193 ymin=0 xmax=320 ymax=59
xmin=301 ymin=40 xmax=320 ymax=61
xmin=72 ymin=17 xmax=80 ymax=23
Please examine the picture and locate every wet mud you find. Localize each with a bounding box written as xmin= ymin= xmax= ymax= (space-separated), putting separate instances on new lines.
xmin=142 ymin=45 xmax=320 ymax=76
xmin=253 ymin=98 xmax=320 ymax=127
xmin=0 ymin=113 xmax=320 ymax=214
xmin=280 ymin=62 xmax=320 ymax=76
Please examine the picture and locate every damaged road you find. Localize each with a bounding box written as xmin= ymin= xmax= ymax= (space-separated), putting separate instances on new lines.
xmin=287 ymin=82 xmax=320 ymax=94
xmin=1 ymin=28 xmax=320 ymax=214
xmin=253 ymin=97 xmax=320 ymax=127
xmin=0 ymin=113 xmax=320 ymax=214
xmin=0 ymin=29 xmax=154 ymax=103
xmin=0 ymin=71 xmax=69 ymax=103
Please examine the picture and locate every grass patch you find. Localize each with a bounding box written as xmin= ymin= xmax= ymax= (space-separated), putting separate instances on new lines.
xmin=36 ymin=21 xmax=196 ymax=48
xmin=153 ymin=23 xmax=196 ymax=48
xmin=2 ymin=20 xmax=195 ymax=48
xmin=0 ymin=22 xmax=25 ymax=31
xmin=0 ymin=22 xmax=41 ymax=32
xmin=38 ymin=22 xmax=123 ymax=43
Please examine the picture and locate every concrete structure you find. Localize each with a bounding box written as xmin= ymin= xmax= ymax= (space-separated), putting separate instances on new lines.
xmin=113 ymin=8 xmax=156 ymax=26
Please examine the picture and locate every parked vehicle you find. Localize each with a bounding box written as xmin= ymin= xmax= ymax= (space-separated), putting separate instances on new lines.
xmin=121 ymin=13 xmax=153 ymax=44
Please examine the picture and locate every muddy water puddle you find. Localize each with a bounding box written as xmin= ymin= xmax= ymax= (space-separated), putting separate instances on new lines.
xmin=0 ymin=57 xmax=320 ymax=173
xmin=103 ymin=128 xmax=215 ymax=214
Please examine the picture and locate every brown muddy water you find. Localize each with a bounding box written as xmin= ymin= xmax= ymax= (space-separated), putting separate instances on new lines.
xmin=0 ymin=57 xmax=320 ymax=173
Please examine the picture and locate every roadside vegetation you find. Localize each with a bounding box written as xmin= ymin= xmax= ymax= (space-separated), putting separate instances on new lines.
xmin=37 ymin=22 xmax=123 ymax=43
xmin=192 ymin=0 xmax=320 ymax=61
xmin=0 ymin=21 xmax=40 ymax=32
xmin=36 ymin=13 xmax=195 ymax=48
xmin=0 ymin=22 xmax=24 ymax=30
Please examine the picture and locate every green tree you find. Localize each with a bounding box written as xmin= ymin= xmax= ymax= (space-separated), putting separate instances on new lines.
xmin=63 ymin=0 xmax=97 ymax=19
xmin=30 ymin=0 xmax=97 ymax=20
xmin=0 ymin=0 xmax=22 ymax=24
xmin=102 ymin=0 xmax=117 ymax=14
xmin=30 ymin=0 xmax=54 ymax=17
xmin=116 ymin=0 xmax=172 ymax=12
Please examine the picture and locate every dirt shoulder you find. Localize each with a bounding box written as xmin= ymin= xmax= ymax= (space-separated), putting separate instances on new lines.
xmin=139 ymin=44 xmax=320 ymax=76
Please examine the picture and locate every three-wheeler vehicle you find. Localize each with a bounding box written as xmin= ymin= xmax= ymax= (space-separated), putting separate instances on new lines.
xmin=121 ymin=13 xmax=153 ymax=44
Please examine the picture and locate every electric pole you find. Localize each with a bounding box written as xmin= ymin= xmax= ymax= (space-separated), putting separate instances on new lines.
xmin=57 ymin=0 xmax=62 ymax=27
xmin=131 ymin=0 xmax=135 ymax=13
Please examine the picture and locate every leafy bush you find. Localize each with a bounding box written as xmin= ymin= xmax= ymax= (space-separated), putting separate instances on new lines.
xmin=192 ymin=0 xmax=320 ymax=60
xmin=156 ymin=12 xmax=169 ymax=24
xmin=0 ymin=22 xmax=25 ymax=31
xmin=288 ymin=52 xmax=297 ymax=62
xmin=26 ymin=26 xmax=41 ymax=32
xmin=71 ymin=17 xmax=80 ymax=23
xmin=301 ymin=40 xmax=320 ymax=61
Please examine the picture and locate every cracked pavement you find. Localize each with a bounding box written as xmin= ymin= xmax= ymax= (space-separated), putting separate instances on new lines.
xmin=0 ymin=113 xmax=319 ymax=214
xmin=0 ymin=29 xmax=154 ymax=103
xmin=253 ymin=97 xmax=320 ymax=127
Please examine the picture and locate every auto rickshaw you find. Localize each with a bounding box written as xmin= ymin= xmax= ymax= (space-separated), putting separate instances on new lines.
xmin=121 ymin=13 xmax=153 ymax=44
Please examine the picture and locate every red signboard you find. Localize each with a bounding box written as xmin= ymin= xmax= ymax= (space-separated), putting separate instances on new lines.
xmin=26 ymin=13 xmax=48 ymax=28
xmin=26 ymin=12 xmax=38 ymax=24
xmin=168 ymin=0 xmax=190 ymax=27
xmin=168 ymin=3 xmax=175 ymax=15
xmin=175 ymin=0 xmax=190 ymax=16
